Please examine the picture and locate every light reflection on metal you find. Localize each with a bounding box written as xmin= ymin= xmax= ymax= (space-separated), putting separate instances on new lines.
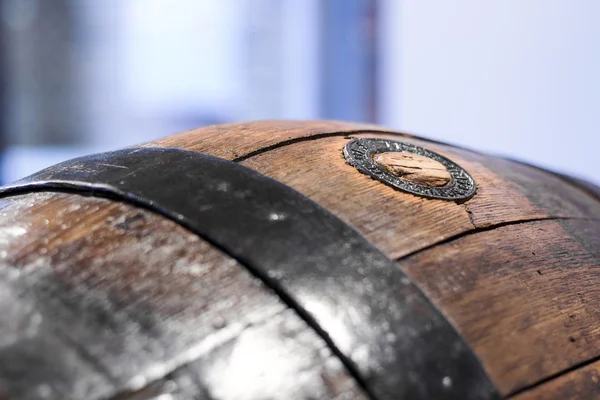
xmin=302 ymin=294 xmax=355 ymax=354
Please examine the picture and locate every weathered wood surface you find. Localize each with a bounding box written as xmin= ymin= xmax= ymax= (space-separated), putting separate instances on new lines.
xmin=1 ymin=120 xmax=600 ymax=398
xmin=360 ymin=132 xmax=600 ymax=227
xmin=145 ymin=120 xmax=600 ymax=397
xmin=240 ymin=134 xmax=600 ymax=259
xmin=241 ymin=135 xmax=473 ymax=259
xmin=145 ymin=120 xmax=390 ymax=160
xmin=147 ymin=121 xmax=600 ymax=260
xmin=401 ymin=219 xmax=600 ymax=396
xmin=0 ymin=192 xmax=368 ymax=400
xmin=512 ymin=361 xmax=600 ymax=400
xmin=372 ymin=152 xmax=452 ymax=186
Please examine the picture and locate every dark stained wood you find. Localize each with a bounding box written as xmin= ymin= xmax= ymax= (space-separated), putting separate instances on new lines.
xmin=0 ymin=192 xmax=368 ymax=400
xmin=401 ymin=219 xmax=600 ymax=396
xmin=512 ymin=361 xmax=600 ymax=400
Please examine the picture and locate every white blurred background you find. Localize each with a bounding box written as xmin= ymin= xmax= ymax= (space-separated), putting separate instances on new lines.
xmin=0 ymin=0 xmax=598 ymax=184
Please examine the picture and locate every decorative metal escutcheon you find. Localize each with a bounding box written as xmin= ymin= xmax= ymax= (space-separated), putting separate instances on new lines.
xmin=343 ymin=138 xmax=476 ymax=201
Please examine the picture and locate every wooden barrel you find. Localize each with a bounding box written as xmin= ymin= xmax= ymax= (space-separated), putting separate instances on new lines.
xmin=0 ymin=120 xmax=599 ymax=400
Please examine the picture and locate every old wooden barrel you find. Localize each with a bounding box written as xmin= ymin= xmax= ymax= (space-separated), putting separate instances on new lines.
xmin=0 ymin=120 xmax=599 ymax=400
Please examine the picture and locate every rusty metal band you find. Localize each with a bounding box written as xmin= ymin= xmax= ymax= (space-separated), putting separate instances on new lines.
xmin=0 ymin=147 xmax=501 ymax=400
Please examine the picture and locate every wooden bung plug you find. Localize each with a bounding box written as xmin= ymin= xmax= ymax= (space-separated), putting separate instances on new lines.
xmin=372 ymin=151 xmax=451 ymax=186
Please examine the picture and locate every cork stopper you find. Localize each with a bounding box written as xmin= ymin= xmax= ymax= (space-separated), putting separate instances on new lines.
xmin=372 ymin=152 xmax=451 ymax=187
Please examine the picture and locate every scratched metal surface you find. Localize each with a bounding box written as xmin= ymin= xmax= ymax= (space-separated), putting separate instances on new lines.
xmin=0 ymin=148 xmax=501 ymax=400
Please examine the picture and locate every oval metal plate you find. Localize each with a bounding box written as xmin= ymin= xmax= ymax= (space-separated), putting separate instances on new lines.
xmin=343 ymin=138 xmax=476 ymax=201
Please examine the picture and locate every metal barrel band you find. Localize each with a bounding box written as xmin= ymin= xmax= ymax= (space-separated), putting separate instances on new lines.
xmin=0 ymin=147 xmax=501 ymax=400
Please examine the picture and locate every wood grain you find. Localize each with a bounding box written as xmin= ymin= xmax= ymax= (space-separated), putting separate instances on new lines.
xmin=241 ymin=135 xmax=473 ymax=259
xmin=359 ymin=133 xmax=600 ymax=226
xmin=373 ymin=152 xmax=451 ymax=186
xmin=140 ymin=121 xmax=600 ymax=396
xmin=144 ymin=119 xmax=391 ymax=160
xmin=512 ymin=361 xmax=600 ymax=400
xmin=239 ymin=134 xmax=600 ymax=259
xmin=146 ymin=120 xmax=600 ymax=395
xmin=147 ymin=121 xmax=600 ymax=259
xmin=5 ymin=120 xmax=600 ymax=398
xmin=0 ymin=192 xmax=368 ymax=400
xmin=401 ymin=219 xmax=600 ymax=396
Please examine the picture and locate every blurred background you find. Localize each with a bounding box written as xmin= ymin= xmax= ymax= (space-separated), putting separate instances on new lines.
xmin=0 ymin=0 xmax=598 ymax=183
